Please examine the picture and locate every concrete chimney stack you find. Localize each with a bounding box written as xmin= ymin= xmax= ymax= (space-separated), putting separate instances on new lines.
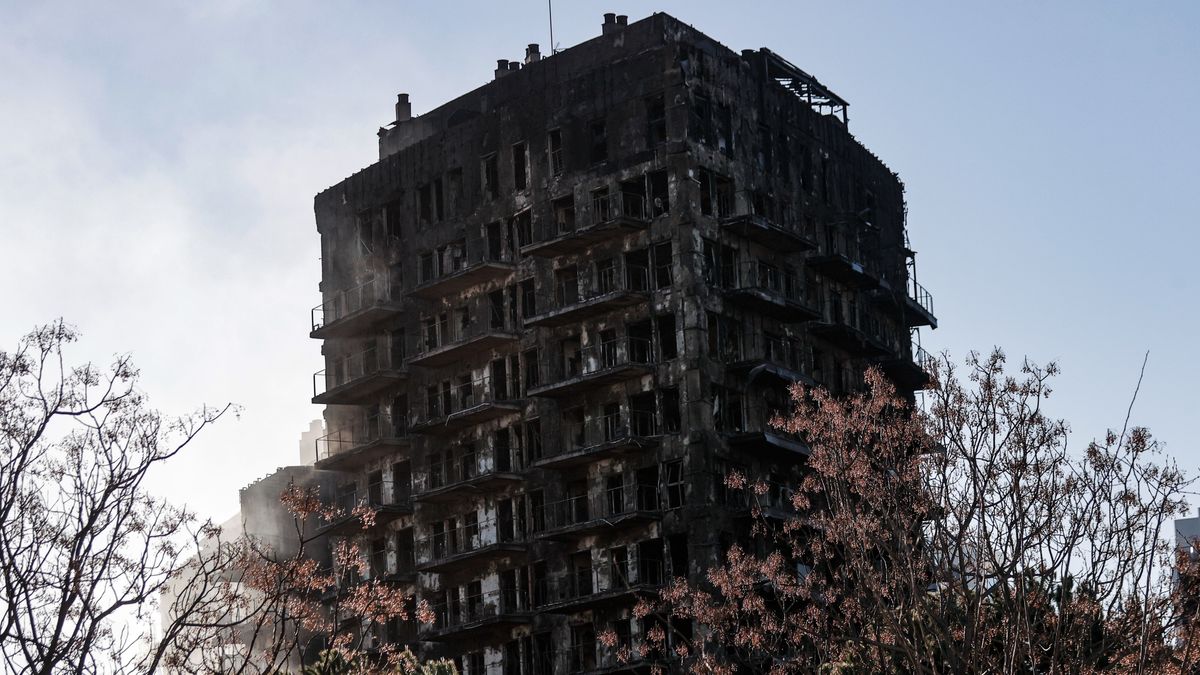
xmin=395 ymin=93 xmax=411 ymax=123
xmin=616 ymin=15 xmax=628 ymax=26
xmin=495 ymin=59 xmax=510 ymax=79
xmin=525 ymin=43 xmax=541 ymax=64
xmin=602 ymin=12 xmax=618 ymax=35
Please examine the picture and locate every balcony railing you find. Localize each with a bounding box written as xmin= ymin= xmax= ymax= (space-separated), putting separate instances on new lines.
xmin=720 ymin=194 xmax=817 ymax=252
xmin=417 ymin=445 xmax=524 ymax=501
xmin=310 ymin=276 xmax=399 ymax=338
xmin=312 ymin=344 xmax=407 ymax=405
xmin=319 ymin=482 xmax=412 ymax=536
xmin=717 ymin=398 xmax=808 ymax=456
xmin=315 ymin=416 xmax=410 ymax=470
xmin=525 ymin=265 xmax=651 ymax=328
xmin=411 ymin=375 xmax=523 ymax=433
xmin=423 ymin=587 xmax=531 ymax=639
xmin=904 ymin=279 xmax=937 ymax=328
xmin=533 ymin=484 xmax=661 ymax=538
xmin=521 ymin=191 xmax=650 ymax=256
xmin=812 ymin=296 xmax=899 ymax=357
xmin=415 ymin=515 xmax=526 ymax=572
xmin=407 ymin=312 xmax=519 ymax=368
xmin=533 ymin=559 xmax=665 ymax=611
xmin=726 ymin=333 xmax=815 ymax=386
xmin=528 ymin=336 xmax=656 ymax=398
xmin=716 ymin=260 xmax=821 ymax=322
xmin=809 ymin=233 xmax=881 ymax=288
xmin=409 ymin=245 xmax=516 ymax=299
xmin=536 ymin=410 xmax=661 ymax=469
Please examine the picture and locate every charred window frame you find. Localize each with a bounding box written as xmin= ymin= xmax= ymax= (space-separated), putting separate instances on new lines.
xmin=663 ymin=459 xmax=686 ymax=509
xmin=646 ymin=94 xmax=667 ymax=147
xmin=589 ymin=119 xmax=608 ymax=164
xmin=651 ymin=241 xmax=673 ymax=289
xmin=482 ymin=153 xmax=500 ymax=201
xmin=512 ymin=141 xmax=528 ymax=191
xmin=548 ymin=129 xmax=564 ymax=176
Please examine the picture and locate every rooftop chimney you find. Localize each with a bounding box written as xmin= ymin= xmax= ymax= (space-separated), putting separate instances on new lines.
xmin=616 ymin=15 xmax=628 ymax=26
xmin=395 ymin=93 xmax=411 ymax=123
xmin=508 ymin=61 xmax=521 ymax=71
xmin=525 ymin=43 xmax=541 ymax=64
xmin=602 ymin=12 xmax=618 ymax=35
xmin=495 ymin=59 xmax=510 ymax=79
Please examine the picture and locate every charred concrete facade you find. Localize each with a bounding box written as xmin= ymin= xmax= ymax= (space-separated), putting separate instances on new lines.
xmin=310 ymin=12 xmax=936 ymax=673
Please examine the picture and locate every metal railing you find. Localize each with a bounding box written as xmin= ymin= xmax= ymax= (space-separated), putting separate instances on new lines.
xmin=908 ymin=279 xmax=935 ymax=316
xmin=541 ymin=335 xmax=656 ymax=385
xmin=422 ymin=445 xmax=524 ymax=493
xmin=723 ymin=260 xmax=814 ymax=305
xmin=413 ymin=375 xmax=520 ymax=427
xmin=590 ymin=191 xmax=648 ymax=227
xmin=549 ymin=264 xmax=650 ymax=311
xmin=409 ymin=309 xmax=515 ymax=360
xmin=535 ymin=484 xmax=660 ymax=533
xmin=311 ymin=276 xmax=391 ymax=332
xmin=425 ymin=587 xmax=530 ymax=632
xmin=312 ymin=343 xmax=401 ymax=398
xmin=914 ymin=344 xmax=936 ymax=374
xmin=415 ymin=242 xmax=513 ymax=287
xmin=315 ymin=415 xmax=408 ymax=461
xmin=713 ymin=473 xmax=796 ymax=512
xmin=415 ymin=515 xmax=525 ymax=565
xmin=533 ymin=559 xmax=665 ymax=608
xmin=554 ymin=410 xmax=660 ymax=457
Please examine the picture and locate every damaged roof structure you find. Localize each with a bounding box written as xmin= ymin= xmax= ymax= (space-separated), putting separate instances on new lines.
xmin=309 ymin=11 xmax=936 ymax=672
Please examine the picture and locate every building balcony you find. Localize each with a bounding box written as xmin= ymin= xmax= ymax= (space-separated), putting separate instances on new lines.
xmin=415 ymin=446 xmax=525 ymax=503
xmin=421 ymin=588 xmax=532 ymax=643
xmin=415 ymin=516 xmax=527 ymax=574
xmin=532 ymin=484 xmax=661 ymax=541
xmin=317 ymin=481 xmax=413 ymax=537
xmin=410 ymin=376 xmax=524 ymax=434
xmin=310 ymin=276 xmax=402 ymax=339
xmin=807 ymin=238 xmax=880 ymax=289
xmin=717 ymin=261 xmax=821 ymax=323
xmin=810 ymin=303 xmax=896 ymax=357
xmin=720 ymin=212 xmax=817 ymax=253
xmin=875 ymin=344 xmax=935 ymax=391
xmin=532 ymin=410 xmax=662 ymax=470
xmin=533 ymin=559 xmax=665 ymax=614
xmin=715 ymin=475 xmax=798 ymax=522
xmin=524 ymin=265 xmax=650 ymax=329
xmin=903 ymin=280 xmax=937 ymax=329
xmin=521 ymin=191 xmax=651 ymax=257
xmin=408 ymin=248 xmax=515 ymax=300
xmin=717 ymin=400 xmax=809 ymax=457
xmin=406 ymin=318 xmax=519 ymax=369
xmin=312 ymin=345 xmax=407 ymax=405
xmin=528 ymin=336 xmax=656 ymax=399
xmin=314 ymin=417 xmax=412 ymax=471
xmin=725 ymin=334 xmax=817 ymax=387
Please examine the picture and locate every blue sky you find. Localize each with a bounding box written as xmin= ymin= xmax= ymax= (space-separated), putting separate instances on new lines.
xmin=1 ymin=1 xmax=1197 ymax=520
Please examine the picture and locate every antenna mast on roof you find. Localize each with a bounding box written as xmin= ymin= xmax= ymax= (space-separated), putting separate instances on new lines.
xmin=548 ymin=0 xmax=556 ymax=54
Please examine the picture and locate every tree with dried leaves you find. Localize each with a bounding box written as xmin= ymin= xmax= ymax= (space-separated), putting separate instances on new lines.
xmin=0 ymin=321 xmax=233 ymax=673
xmin=621 ymin=351 xmax=1197 ymax=674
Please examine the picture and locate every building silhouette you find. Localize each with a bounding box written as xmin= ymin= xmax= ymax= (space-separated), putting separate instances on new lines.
xmin=309 ymin=11 xmax=936 ymax=672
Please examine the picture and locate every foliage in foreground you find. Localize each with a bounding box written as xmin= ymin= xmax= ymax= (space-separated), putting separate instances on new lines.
xmin=620 ymin=353 xmax=1198 ymax=674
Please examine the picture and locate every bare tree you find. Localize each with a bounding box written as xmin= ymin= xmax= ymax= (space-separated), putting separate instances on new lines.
xmin=620 ymin=351 xmax=1196 ymax=674
xmin=0 ymin=321 xmax=232 ymax=674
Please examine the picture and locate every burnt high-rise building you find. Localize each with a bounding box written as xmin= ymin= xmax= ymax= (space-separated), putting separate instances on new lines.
xmin=309 ymin=11 xmax=936 ymax=673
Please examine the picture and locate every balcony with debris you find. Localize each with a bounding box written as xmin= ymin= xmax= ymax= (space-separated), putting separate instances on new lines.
xmin=713 ymin=259 xmax=822 ymax=323
xmin=410 ymin=374 xmax=524 ymax=434
xmin=520 ymin=190 xmax=651 ymax=257
xmin=316 ymin=475 xmax=412 ymax=537
xmin=533 ymin=558 xmax=665 ymax=614
xmin=314 ymin=414 xmax=411 ymax=471
xmin=532 ymin=483 xmax=661 ymax=541
xmin=310 ymin=275 xmax=402 ymax=339
xmin=531 ymin=408 xmax=662 ymax=471
xmin=415 ymin=515 xmax=526 ymax=573
xmin=406 ymin=304 xmax=519 ymax=369
xmin=414 ymin=441 xmax=524 ymax=503
xmin=720 ymin=190 xmax=817 ymax=253
xmin=725 ymin=332 xmax=816 ymax=387
xmin=421 ymin=586 xmax=532 ymax=643
xmin=523 ymin=262 xmax=651 ymax=329
xmin=312 ymin=341 xmax=407 ymax=405
xmin=407 ymin=237 xmax=515 ymax=300
xmin=528 ymin=335 xmax=656 ymax=399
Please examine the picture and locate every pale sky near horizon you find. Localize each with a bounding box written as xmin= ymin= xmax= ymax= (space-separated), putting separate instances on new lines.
xmin=2 ymin=1 xmax=1197 ymax=522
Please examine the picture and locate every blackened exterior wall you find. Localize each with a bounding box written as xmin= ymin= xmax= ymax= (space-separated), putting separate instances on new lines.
xmin=309 ymin=12 xmax=936 ymax=673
